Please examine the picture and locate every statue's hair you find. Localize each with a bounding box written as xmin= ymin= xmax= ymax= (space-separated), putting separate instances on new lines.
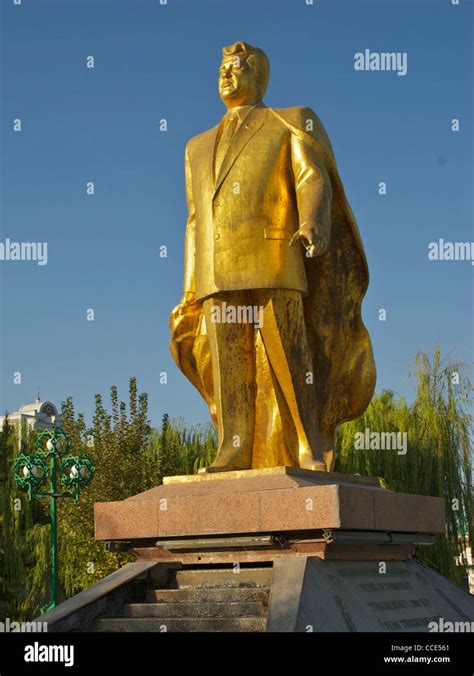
xmin=222 ymin=41 xmax=270 ymax=98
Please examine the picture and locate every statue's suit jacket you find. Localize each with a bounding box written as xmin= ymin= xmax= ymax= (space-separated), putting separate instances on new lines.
xmin=171 ymin=104 xmax=376 ymax=457
xmin=182 ymin=105 xmax=332 ymax=302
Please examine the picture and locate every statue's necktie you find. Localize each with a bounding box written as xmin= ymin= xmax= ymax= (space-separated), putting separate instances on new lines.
xmin=214 ymin=111 xmax=239 ymax=179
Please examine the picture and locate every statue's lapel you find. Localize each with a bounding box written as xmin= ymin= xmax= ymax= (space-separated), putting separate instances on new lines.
xmin=213 ymin=106 xmax=267 ymax=197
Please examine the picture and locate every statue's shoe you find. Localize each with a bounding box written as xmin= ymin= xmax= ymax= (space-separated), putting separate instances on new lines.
xmin=298 ymin=457 xmax=327 ymax=472
xmin=199 ymin=463 xmax=251 ymax=474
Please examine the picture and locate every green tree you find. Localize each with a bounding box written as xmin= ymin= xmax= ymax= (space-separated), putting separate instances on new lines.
xmin=58 ymin=377 xmax=151 ymax=597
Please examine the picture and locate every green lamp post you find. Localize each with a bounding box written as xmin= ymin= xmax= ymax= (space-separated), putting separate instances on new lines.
xmin=12 ymin=427 xmax=95 ymax=612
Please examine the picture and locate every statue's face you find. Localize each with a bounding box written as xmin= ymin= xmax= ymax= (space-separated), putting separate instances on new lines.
xmin=218 ymin=55 xmax=259 ymax=107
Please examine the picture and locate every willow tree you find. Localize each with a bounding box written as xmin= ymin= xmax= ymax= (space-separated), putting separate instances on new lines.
xmin=336 ymin=345 xmax=472 ymax=584
xmin=148 ymin=415 xmax=217 ymax=480
xmin=0 ymin=420 xmax=50 ymax=620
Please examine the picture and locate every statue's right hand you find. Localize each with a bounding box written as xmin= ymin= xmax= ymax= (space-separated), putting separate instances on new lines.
xmin=289 ymin=222 xmax=329 ymax=257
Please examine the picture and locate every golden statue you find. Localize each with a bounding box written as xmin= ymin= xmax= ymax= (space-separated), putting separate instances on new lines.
xmin=170 ymin=41 xmax=376 ymax=473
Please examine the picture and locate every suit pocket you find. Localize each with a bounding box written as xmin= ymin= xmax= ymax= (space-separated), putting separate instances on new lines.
xmin=264 ymin=227 xmax=292 ymax=240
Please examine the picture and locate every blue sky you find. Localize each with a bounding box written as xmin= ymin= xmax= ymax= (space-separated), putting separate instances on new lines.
xmin=0 ymin=0 xmax=472 ymax=428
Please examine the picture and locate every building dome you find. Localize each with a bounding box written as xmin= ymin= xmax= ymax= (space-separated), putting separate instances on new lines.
xmin=18 ymin=399 xmax=58 ymax=417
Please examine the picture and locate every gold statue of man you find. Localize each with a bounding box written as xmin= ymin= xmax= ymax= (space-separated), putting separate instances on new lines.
xmin=170 ymin=41 xmax=376 ymax=473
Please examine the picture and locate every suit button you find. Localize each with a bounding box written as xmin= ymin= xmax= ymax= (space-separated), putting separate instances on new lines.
xmin=215 ymin=233 xmax=220 ymax=240
xmin=215 ymin=200 xmax=222 ymax=207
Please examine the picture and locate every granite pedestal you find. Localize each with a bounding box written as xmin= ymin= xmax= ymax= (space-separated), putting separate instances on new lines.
xmin=95 ymin=466 xmax=445 ymax=564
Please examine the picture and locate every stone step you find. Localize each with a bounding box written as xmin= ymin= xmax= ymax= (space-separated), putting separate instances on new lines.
xmin=149 ymin=587 xmax=270 ymax=604
xmin=95 ymin=617 xmax=266 ymax=632
xmin=175 ymin=567 xmax=272 ymax=589
xmin=122 ymin=601 xmax=265 ymax=618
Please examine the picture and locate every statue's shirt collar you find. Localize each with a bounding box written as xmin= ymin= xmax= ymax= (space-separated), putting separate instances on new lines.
xmin=223 ymin=104 xmax=259 ymax=126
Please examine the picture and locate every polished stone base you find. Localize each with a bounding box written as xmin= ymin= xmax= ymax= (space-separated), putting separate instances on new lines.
xmin=94 ymin=467 xmax=444 ymax=553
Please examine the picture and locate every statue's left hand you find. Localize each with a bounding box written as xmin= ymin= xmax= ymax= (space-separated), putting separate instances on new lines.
xmin=289 ymin=222 xmax=328 ymax=257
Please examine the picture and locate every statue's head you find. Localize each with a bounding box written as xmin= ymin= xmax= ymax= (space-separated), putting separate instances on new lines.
xmin=219 ymin=41 xmax=270 ymax=108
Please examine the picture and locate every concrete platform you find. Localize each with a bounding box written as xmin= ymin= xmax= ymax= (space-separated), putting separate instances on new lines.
xmin=43 ymin=470 xmax=470 ymax=633
xmin=41 ymin=557 xmax=474 ymax=633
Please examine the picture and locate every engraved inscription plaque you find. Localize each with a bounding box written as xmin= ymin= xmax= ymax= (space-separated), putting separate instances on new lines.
xmin=267 ymin=557 xmax=474 ymax=632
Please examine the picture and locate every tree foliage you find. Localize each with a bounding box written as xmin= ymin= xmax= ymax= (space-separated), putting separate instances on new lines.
xmin=0 ymin=421 xmax=50 ymax=619
xmin=58 ymin=378 xmax=152 ymax=597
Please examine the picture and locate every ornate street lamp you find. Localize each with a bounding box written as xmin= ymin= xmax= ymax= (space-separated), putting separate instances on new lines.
xmin=12 ymin=427 xmax=95 ymax=612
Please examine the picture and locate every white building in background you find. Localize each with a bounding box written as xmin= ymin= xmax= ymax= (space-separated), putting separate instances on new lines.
xmin=0 ymin=397 xmax=61 ymax=433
